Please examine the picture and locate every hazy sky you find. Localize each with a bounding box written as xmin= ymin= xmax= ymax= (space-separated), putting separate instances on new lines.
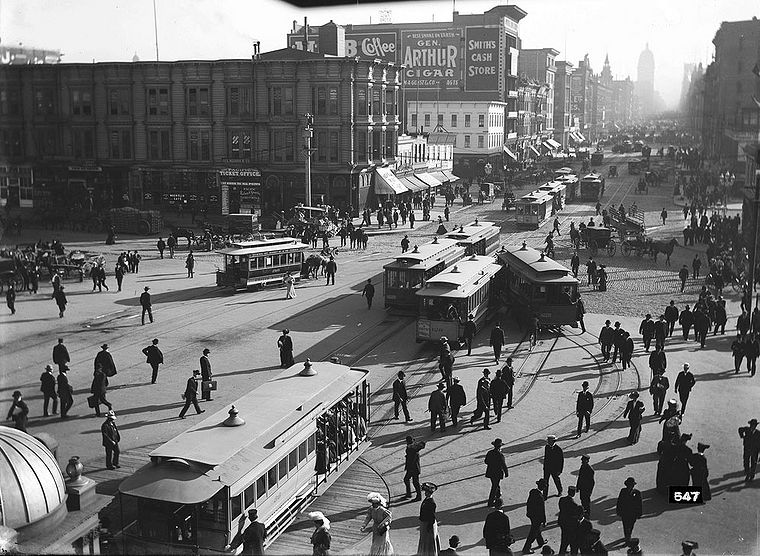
xmin=2 ymin=0 xmax=758 ymax=108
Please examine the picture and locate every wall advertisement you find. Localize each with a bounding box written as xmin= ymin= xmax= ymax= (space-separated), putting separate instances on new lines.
xmin=400 ymin=29 xmax=462 ymax=90
xmin=464 ymin=27 xmax=500 ymax=92
xmin=345 ymin=32 xmax=397 ymax=63
xmin=220 ymin=168 xmax=261 ymax=216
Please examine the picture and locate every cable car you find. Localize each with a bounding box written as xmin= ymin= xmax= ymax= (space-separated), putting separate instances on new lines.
xmin=215 ymin=237 xmax=308 ymax=291
xmin=118 ymin=361 xmax=370 ymax=554
xmin=444 ymin=220 xmax=501 ymax=256
xmin=497 ymin=243 xmax=579 ymax=329
xmin=514 ymin=190 xmax=554 ymax=228
xmin=537 ymin=181 xmax=567 ymax=211
xmin=415 ymin=254 xmax=503 ymax=343
xmin=383 ymin=237 xmax=467 ymax=312
xmin=579 ymin=174 xmax=605 ymax=202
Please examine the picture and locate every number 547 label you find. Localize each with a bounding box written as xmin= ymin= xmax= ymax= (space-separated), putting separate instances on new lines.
xmin=668 ymin=486 xmax=703 ymax=504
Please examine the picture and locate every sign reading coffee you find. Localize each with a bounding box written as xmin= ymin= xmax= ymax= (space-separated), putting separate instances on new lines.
xmin=345 ymin=32 xmax=397 ymax=63
xmin=465 ymin=27 xmax=500 ymax=92
xmin=401 ymin=29 xmax=462 ymax=90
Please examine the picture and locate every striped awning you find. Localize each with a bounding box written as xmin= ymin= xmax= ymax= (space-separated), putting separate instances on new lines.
xmin=545 ymin=138 xmax=562 ymax=149
xmin=442 ymin=170 xmax=460 ymax=182
xmin=400 ymin=175 xmax=428 ymax=193
xmin=429 ymin=171 xmax=448 ymax=183
xmin=503 ymin=146 xmax=517 ymax=160
xmin=374 ymin=168 xmax=408 ymax=195
xmin=415 ymin=173 xmax=442 ymax=188
xmin=529 ymin=145 xmax=541 ymax=157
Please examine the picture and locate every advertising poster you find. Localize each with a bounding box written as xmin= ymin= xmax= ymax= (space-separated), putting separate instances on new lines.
xmin=401 ymin=29 xmax=462 ymax=90
xmin=465 ymin=27 xmax=500 ymax=92
xmin=345 ymin=32 xmax=397 ymax=63
xmin=220 ymin=168 xmax=261 ymax=215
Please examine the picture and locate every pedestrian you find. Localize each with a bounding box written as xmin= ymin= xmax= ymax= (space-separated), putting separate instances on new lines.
xmin=598 ymin=320 xmax=614 ymax=361
xmin=91 ymin=265 xmax=100 ymax=292
xmin=679 ymin=306 xmax=693 ymax=340
xmin=575 ymin=381 xmax=594 ymax=438
xmin=660 ymin=207 xmax=667 ymax=225
xmin=615 ymin=477 xmax=643 ymax=546
xmin=226 ymin=509 xmax=267 ymax=555
xmin=623 ymin=392 xmax=645 ymax=444
xmin=53 ymin=337 xmax=70 ymax=372
xmin=29 ymin=263 xmax=39 ymax=294
xmin=101 ymin=410 xmax=121 ymax=469
xmin=417 ymin=483 xmax=440 ymax=556
xmin=115 ymin=263 xmax=124 ymax=292
xmin=156 ymin=237 xmax=166 ymax=259
xmin=200 ymin=348 xmax=213 ymax=401
xmin=557 ymin=486 xmax=582 ymax=555
xmin=463 ymin=314 xmax=477 ymax=355
xmin=325 ymin=256 xmax=337 ymax=286
xmin=483 ymin=497 xmax=512 ymax=556
xmin=627 ymin=538 xmax=643 ymax=555
xmin=586 ymin=258 xmax=597 ymax=288
xmin=140 ymin=286 xmax=153 ymax=325
xmin=444 ymin=206 xmax=450 ymax=222
xmin=502 ymin=358 xmax=515 ymax=409
xmin=489 ymin=322 xmax=505 ymax=363
xmin=678 ymin=265 xmax=689 ymax=292
xmin=186 ymin=251 xmax=195 ymax=278
xmin=53 ymin=284 xmax=67 ymax=317
xmin=97 ymin=265 xmax=109 ymax=291
xmin=739 ymin=419 xmax=760 ymax=482
xmin=401 ymin=234 xmax=410 ymax=253
xmin=440 ymin=535 xmax=460 ymax=556
xmin=484 ymin=438 xmax=509 ymax=507
xmin=283 ymin=271 xmax=297 ymax=299
xmin=648 ymin=344 xmax=667 ymax=377
xmin=542 ymin=435 xmax=564 ymax=499
xmin=179 ymin=369 xmax=206 ymax=418
xmin=570 ymin=251 xmax=580 ymax=278
xmin=597 ymin=265 xmax=607 ymax=292
xmin=490 ymin=369 xmax=507 ymax=422
xmin=392 ymin=371 xmax=412 ymax=422
xmin=680 ymin=541 xmax=699 ymax=556
xmin=692 ymin=255 xmax=701 ymax=279
xmin=553 ymin=217 xmax=561 ymax=236
xmin=746 ymin=333 xmax=759 ymax=376
xmin=6 ymin=391 xmax=29 ymax=432
xmin=439 ymin=341 xmax=454 ymax=388
xmin=732 ymin=334 xmax=746 ymax=374
xmin=361 ymin=492 xmax=394 ymax=556
xmin=90 ymin=366 xmax=112 ymax=417
xmin=674 ymin=363 xmax=696 ymax=415
xmin=428 ymin=383 xmax=447 ymax=433
xmin=654 ymin=315 xmax=668 ymax=349
xmin=94 ymin=343 xmax=117 ymax=378
xmin=308 ymin=511 xmax=331 ymax=556
xmin=693 ymin=308 xmax=711 ymax=348
xmin=403 ymin=435 xmax=425 ymax=500
xmin=167 ymin=234 xmax=176 ymax=258
xmin=689 ymin=442 xmax=711 ymax=502
xmin=574 ymin=293 xmax=587 ymax=333
xmin=621 ymin=331 xmax=634 ymax=369
xmin=6 ymin=283 xmax=16 ymax=314
xmin=522 ymin=479 xmax=547 ymax=554
xmin=361 ymin=278 xmax=375 ymax=309
xmin=133 ymin=250 xmax=142 ymax=273
xmin=449 ymin=377 xmax=466 ymax=426
xmin=575 ymin=454 xmax=595 ymax=518
xmin=470 ymin=369 xmax=492 ymax=430
xmin=277 ymin=330 xmax=294 ymax=368
xmin=57 ymin=366 xmax=74 ymax=419
xmin=51 ymin=271 xmax=62 ymax=298
xmin=611 ymin=322 xmax=624 ymax=364
xmin=39 ymin=365 xmax=58 ymax=416
xmin=649 ymin=370 xmax=669 ymax=415
xmin=714 ymin=298 xmax=727 ymax=335
xmin=142 ymin=338 xmax=164 ymax=384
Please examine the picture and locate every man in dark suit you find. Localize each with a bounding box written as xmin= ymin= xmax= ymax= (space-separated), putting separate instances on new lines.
xmin=502 ymin=358 xmax=515 ymax=409
xmin=470 ymin=369 xmax=492 ymax=430
xmin=57 ymin=366 xmax=74 ymax=419
xmin=485 ymin=438 xmax=509 ymax=507
xmin=490 ymin=370 xmax=507 ymax=423
xmin=674 ymin=363 xmax=696 ymax=415
xmin=52 ymin=338 xmax=70 ymax=372
xmin=142 ymin=338 xmax=164 ymax=384
xmin=39 ymin=365 xmax=58 ymax=416
xmin=449 ymin=377 xmax=467 ymax=426
xmin=101 ymin=411 xmax=121 ymax=470
xmin=542 ymin=435 xmax=564 ymax=499
xmin=227 ymin=509 xmax=267 ymax=556
xmin=179 ymin=370 xmax=206 ymax=419
xmin=94 ymin=344 xmax=117 ymax=377
xmin=483 ymin=498 xmax=512 ymax=556
xmin=200 ymin=348 xmax=213 ymax=401
xmin=611 ymin=322 xmax=626 ymax=364
xmin=277 ymin=330 xmax=294 ymax=368
xmin=463 ymin=314 xmax=477 ymax=355
xmin=392 ymin=371 xmax=412 ymax=422
xmin=522 ymin=479 xmax=547 ymax=553
xmin=575 ymin=381 xmax=594 ymax=438
xmin=90 ymin=367 xmax=112 ymax=417
xmin=428 ymin=383 xmax=447 ymax=432
xmin=558 ymin=486 xmax=583 ymax=555
xmin=598 ymin=320 xmax=614 ymax=361
xmin=489 ymin=323 xmax=506 ymax=363
xmin=654 ymin=315 xmax=668 ymax=349
xmin=576 ymin=455 xmax=595 ymax=517
xmin=615 ymin=477 xmax=643 ymax=545
xmin=638 ymin=314 xmax=655 ymax=352
xmin=403 ymin=435 xmax=425 ymax=500
xmin=140 ymin=286 xmax=153 ymax=325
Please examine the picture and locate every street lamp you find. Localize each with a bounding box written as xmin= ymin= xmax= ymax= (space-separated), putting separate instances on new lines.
xmin=303 ymin=113 xmax=314 ymax=207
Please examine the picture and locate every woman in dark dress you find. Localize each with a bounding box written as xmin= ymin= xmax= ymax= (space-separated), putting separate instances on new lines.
xmin=670 ymin=433 xmax=694 ymax=488
xmin=689 ymin=442 xmax=712 ymax=502
xmin=623 ymin=392 xmax=645 ymax=444
xmin=308 ymin=511 xmax=331 ymax=556
xmin=417 ymin=483 xmax=440 ymax=556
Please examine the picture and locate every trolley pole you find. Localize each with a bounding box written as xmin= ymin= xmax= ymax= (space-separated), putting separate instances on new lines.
xmin=750 ymin=148 xmax=760 ymax=315
xmin=303 ymin=114 xmax=314 ymax=207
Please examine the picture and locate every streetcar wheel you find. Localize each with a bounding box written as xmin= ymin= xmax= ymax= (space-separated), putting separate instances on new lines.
xmin=607 ymin=240 xmax=616 ymax=256
xmin=621 ymin=242 xmax=632 ymax=257
xmin=589 ymin=240 xmax=598 ymax=256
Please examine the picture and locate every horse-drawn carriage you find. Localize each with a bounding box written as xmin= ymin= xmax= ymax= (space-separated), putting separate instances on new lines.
xmin=608 ymin=165 xmax=618 ymax=177
xmin=0 ymin=257 xmax=24 ymax=293
xmin=578 ymin=226 xmax=617 ymax=257
xmin=621 ymin=231 xmax=653 ymax=257
xmin=287 ymin=206 xmax=338 ymax=239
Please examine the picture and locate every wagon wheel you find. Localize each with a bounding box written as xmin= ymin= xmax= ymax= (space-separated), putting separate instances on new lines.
xmin=138 ymin=220 xmax=151 ymax=235
xmin=621 ymin=241 xmax=632 ymax=257
xmin=588 ymin=240 xmax=598 ymax=256
xmin=606 ymin=239 xmax=616 ymax=257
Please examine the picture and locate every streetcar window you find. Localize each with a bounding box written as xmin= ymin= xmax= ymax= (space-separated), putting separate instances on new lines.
xmin=231 ymin=493 xmax=242 ymax=519
xmin=278 ymin=457 xmax=288 ymax=481
xmin=268 ymin=466 xmax=278 ymax=489
xmin=198 ymin=489 xmax=227 ymax=528
xmin=256 ymin=476 xmax=267 ymax=499
xmin=535 ymin=285 xmax=547 ymax=300
xmin=244 ymin=484 xmax=255 ymax=508
xmin=265 ymin=256 xmax=272 ymax=267
xmin=289 ymin=448 xmax=299 ymax=470
xmin=308 ymin=433 xmax=316 ymax=454
xmin=299 ymin=440 xmax=308 ymax=462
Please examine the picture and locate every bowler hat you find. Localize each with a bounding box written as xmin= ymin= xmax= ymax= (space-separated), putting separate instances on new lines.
xmin=749 ymin=419 xmax=758 ymax=426
xmin=101 ymin=344 xmax=109 ymax=349
xmin=421 ymin=482 xmax=437 ymax=493
xmin=193 ymin=369 xmax=201 ymax=375
xmin=697 ymin=442 xmax=710 ymax=451
xmin=681 ymin=541 xmax=699 ymax=550
xmin=547 ymin=434 xmax=556 ymax=441
xmin=541 ymin=547 xmax=555 ymax=555
xmin=629 ymin=391 xmax=639 ymax=398
xmin=248 ymin=509 xmax=258 ymax=519
xmin=536 ymin=478 xmax=547 ymax=487
xmin=493 ymin=497 xmax=503 ymax=508
xmin=437 ymin=383 xmax=445 ymax=390
xmin=483 ymin=368 xmax=490 ymax=375
xmin=492 ymin=438 xmax=504 ymax=447
xmin=453 ymin=376 xmax=460 ymax=382
xmin=12 ymin=390 xmax=21 ymax=398
xmin=624 ymin=477 xmax=636 ymax=487
xmin=106 ymin=410 xmax=116 ymax=419
xmin=203 ymin=348 xmax=210 ymax=354
xmin=45 ymin=365 xmax=52 ymax=371
xmin=581 ymin=454 xmax=590 ymax=461
xmin=144 ymin=286 xmax=150 ymax=291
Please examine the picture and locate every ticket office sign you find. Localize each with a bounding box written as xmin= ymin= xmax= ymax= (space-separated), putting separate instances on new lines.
xmin=465 ymin=27 xmax=500 ymax=92
xmin=401 ymin=29 xmax=462 ymax=90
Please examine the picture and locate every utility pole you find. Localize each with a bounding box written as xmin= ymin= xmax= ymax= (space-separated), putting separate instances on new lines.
xmin=303 ymin=114 xmax=314 ymax=206
xmin=751 ymin=148 xmax=760 ymax=315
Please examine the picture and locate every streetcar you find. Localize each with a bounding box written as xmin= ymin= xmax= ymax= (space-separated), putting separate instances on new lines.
xmin=118 ymin=360 xmax=370 ymax=555
xmin=579 ymin=173 xmax=605 ymax=202
xmin=497 ymin=243 xmax=580 ymax=329
xmin=514 ymin=190 xmax=554 ymax=228
xmin=444 ymin=220 xmax=501 ymax=256
xmin=537 ymin=181 xmax=567 ymax=211
xmin=415 ymin=254 xmax=503 ymax=343
xmin=383 ymin=237 xmax=467 ymax=312
xmin=215 ymin=237 xmax=308 ymax=291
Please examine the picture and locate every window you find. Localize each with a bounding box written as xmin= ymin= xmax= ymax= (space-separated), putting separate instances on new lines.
xmin=270 ymin=86 xmax=294 ymax=116
xmin=0 ymin=129 xmax=22 ymax=157
xmin=267 ymin=466 xmax=278 ymax=490
xmin=356 ymin=88 xmax=368 ymax=116
xmin=313 ymin=86 xmax=338 ymax=115
xmin=299 ymin=440 xmax=308 ymax=462
xmin=465 ymin=114 xmax=471 ymax=127
xmin=272 ymin=131 xmax=294 ymax=162
xmin=328 ymin=87 xmax=338 ymax=114
xmin=109 ymin=129 xmax=133 ymax=159
xmin=71 ymin=128 xmax=94 ymax=158
xmin=188 ymin=129 xmax=210 ymax=160
xmin=279 ymin=457 xmax=288 ymax=482
xmin=34 ymin=89 xmax=55 ymax=115
xmin=71 ymin=89 xmax=92 ymax=116
xmin=437 ymin=114 xmax=444 ymax=126
xmin=229 ymin=130 xmax=252 ymax=159
xmin=741 ymin=109 xmax=759 ymax=128
xmin=384 ymin=89 xmax=394 ymax=115
xmin=35 ymin=128 xmax=57 ymax=156
xmin=289 ymin=449 xmax=299 ymax=471
xmin=478 ymin=135 xmax=484 ymax=148
xmin=256 ymin=476 xmax=267 ymax=500
xmin=147 ymin=87 xmax=169 ymax=116
xmin=109 ymin=88 xmax=130 ymax=116
xmin=356 ymin=130 xmax=367 ymax=161
xmin=372 ymin=129 xmax=382 ymax=160
xmin=1 ymin=89 xmax=21 ymax=115
xmin=148 ymin=129 xmax=171 ymax=160
xmin=385 ymin=132 xmax=394 ymax=159
xmin=187 ymin=87 xmax=209 ymax=117
xmin=479 ymin=114 xmax=485 ymax=127
xmin=317 ymin=131 xmax=327 ymax=162
xmin=451 ymin=114 xmax=457 ymax=127
xmin=227 ymin=86 xmax=252 ymax=116
xmin=330 ymin=131 xmax=339 ymax=162
xmin=244 ymin=484 xmax=255 ymax=508
xmin=231 ymin=493 xmax=242 ymax=519
xmin=372 ymin=89 xmax=381 ymax=115
xmin=411 ymin=114 xmax=417 ymax=128
xmin=308 ymin=433 xmax=316 ymax=453
xmin=424 ymin=114 xmax=431 ymax=127
xmin=464 ymin=135 xmax=471 ymax=148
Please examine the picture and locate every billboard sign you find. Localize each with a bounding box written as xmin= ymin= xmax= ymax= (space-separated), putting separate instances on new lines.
xmin=465 ymin=27 xmax=499 ymax=92
xmin=345 ymin=32 xmax=397 ymax=63
xmin=220 ymin=168 xmax=261 ymax=216
xmin=401 ymin=29 xmax=462 ymax=90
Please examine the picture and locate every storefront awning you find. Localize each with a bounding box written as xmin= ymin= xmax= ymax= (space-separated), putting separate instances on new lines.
xmin=503 ymin=146 xmax=517 ymax=161
xmin=415 ymin=173 xmax=442 ymax=188
xmin=575 ymin=131 xmax=587 ymax=142
xmin=442 ymin=170 xmax=460 ymax=182
xmin=529 ymin=145 xmax=541 ymax=157
xmin=546 ymin=138 xmax=562 ymax=149
xmin=374 ymin=168 xmax=409 ymax=195
xmin=429 ymin=171 xmax=449 ymax=183
xmin=400 ymin=175 xmax=428 ymax=193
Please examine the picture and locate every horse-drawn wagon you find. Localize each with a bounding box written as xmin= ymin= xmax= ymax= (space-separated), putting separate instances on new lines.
xmin=578 ymin=226 xmax=616 ymax=257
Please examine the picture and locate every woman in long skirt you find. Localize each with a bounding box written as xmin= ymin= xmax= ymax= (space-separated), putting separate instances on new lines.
xmin=284 ymin=272 xmax=297 ymax=299
xmin=689 ymin=442 xmax=712 ymax=502
xmin=417 ymin=483 xmax=440 ymax=556
xmin=361 ymin=492 xmax=393 ymax=556
xmin=308 ymin=511 xmax=331 ymax=556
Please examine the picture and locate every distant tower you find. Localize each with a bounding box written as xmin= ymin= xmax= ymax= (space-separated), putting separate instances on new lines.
xmin=636 ymin=43 xmax=655 ymax=115
xmin=600 ymin=53 xmax=613 ymax=86
xmin=679 ymin=62 xmax=696 ymax=112
xmin=132 ymin=52 xmax=140 ymax=62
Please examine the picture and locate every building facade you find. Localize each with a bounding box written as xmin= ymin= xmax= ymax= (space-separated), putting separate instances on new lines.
xmin=569 ymin=55 xmax=594 ymax=144
xmin=635 ymin=43 xmax=655 ymax=117
xmin=553 ymin=61 xmax=577 ymax=148
xmin=518 ymin=48 xmax=558 ymax=133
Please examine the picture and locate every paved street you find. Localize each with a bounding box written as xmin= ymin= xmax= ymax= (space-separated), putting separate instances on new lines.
xmin=2 ymin=151 xmax=758 ymax=555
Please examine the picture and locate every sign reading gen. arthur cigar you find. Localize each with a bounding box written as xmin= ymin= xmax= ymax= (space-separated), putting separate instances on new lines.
xmin=401 ymin=29 xmax=461 ymax=90
xmin=465 ymin=27 xmax=500 ymax=92
xmin=345 ymin=32 xmax=397 ymax=63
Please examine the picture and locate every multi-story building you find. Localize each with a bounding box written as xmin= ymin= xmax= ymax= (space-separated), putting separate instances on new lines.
xmin=569 ymin=55 xmax=594 ymax=145
xmin=396 ymin=132 xmax=455 ymax=173
xmin=516 ymin=76 xmax=550 ymax=161
xmin=553 ymin=61 xmax=578 ymax=148
xmin=611 ymin=78 xmax=635 ymax=127
xmin=518 ymin=48 xmax=559 ymax=134
xmin=635 ymin=43 xmax=655 ymax=117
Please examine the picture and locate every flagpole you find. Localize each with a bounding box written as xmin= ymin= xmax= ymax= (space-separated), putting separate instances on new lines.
xmin=152 ymin=0 xmax=160 ymax=61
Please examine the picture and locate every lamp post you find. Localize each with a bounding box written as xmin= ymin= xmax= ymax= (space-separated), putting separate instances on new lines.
xmin=303 ymin=113 xmax=314 ymax=207
xmin=750 ymin=149 xmax=760 ymax=315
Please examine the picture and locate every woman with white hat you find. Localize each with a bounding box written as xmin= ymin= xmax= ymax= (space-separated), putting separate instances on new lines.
xmin=417 ymin=483 xmax=440 ymax=556
xmin=308 ymin=511 xmax=331 ymax=556
xmin=361 ymin=492 xmax=393 ymax=555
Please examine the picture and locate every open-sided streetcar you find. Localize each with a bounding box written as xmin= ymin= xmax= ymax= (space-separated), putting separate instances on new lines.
xmin=444 ymin=220 xmax=501 ymax=256
xmin=579 ymin=173 xmax=605 ymax=202
xmin=537 ymin=181 xmax=567 ymax=212
xmin=514 ymin=190 xmax=554 ymax=228
xmin=118 ymin=361 xmax=370 ymax=554
xmin=215 ymin=237 xmax=308 ymax=291
xmin=383 ymin=237 xmax=467 ymax=312
xmin=415 ymin=254 xmax=503 ymax=343
xmin=497 ymin=244 xmax=579 ymax=329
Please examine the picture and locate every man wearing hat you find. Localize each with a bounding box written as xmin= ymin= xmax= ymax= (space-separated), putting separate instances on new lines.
xmin=392 ymin=371 xmax=412 ymax=422
xmin=575 ymin=381 xmax=594 ymax=438
xmin=557 ymin=486 xmax=582 ymax=554
xmin=489 ymin=322 xmax=505 ymax=363
xmin=482 ymin=497 xmax=512 ymax=556
xmin=94 ymin=344 xmax=117 ymax=377
xmin=428 ymin=383 xmax=448 ymax=433
xmin=90 ymin=364 xmax=112 ymax=417
xmin=503 ymin=357 xmax=515 ymax=409
xmin=615 ymin=477 xmax=643 ymax=545
xmin=403 ymin=435 xmax=426 ymax=501
xmin=39 ymin=364 xmax=58 ymax=416
xmin=52 ymin=337 xmax=70 ymax=372
xmin=638 ymin=314 xmax=655 ymax=352
xmin=542 ymin=435 xmax=564 ymax=499
xmin=648 ymin=344 xmax=667 ymax=377
xmin=690 ymin=442 xmax=711 ymax=502
xmin=439 ymin=535 xmax=460 ymax=556
xmin=674 ymin=363 xmax=696 ymax=415
xmin=308 ymin=511 xmax=331 ymax=556
xmin=140 ymin=286 xmax=153 ymax=325
xmin=200 ymin=348 xmax=214 ymax=400
xmin=680 ymin=540 xmax=699 ymax=555
xmin=738 ymin=418 xmax=760 ymax=482
xmin=470 ymin=369 xmax=492 ymax=429
xmin=665 ymin=300 xmax=680 ymax=337
xmin=277 ymin=330 xmax=294 ymax=369
xmin=463 ymin=313 xmax=477 ymax=356
xmin=142 ymin=338 xmax=164 ymax=384
xmin=57 ymin=366 xmax=74 ymax=419
xmin=6 ymin=391 xmax=29 ymax=432
xmin=649 ymin=370 xmax=670 ymax=416
xmin=101 ymin=411 xmax=121 ymax=470
xmin=576 ymin=455 xmax=595 ymax=518
xmin=179 ymin=370 xmax=206 ymax=419
xmin=598 ymin=320 xmax=614 ymax=362
xmin=626 ymin=538 xmax=642 ymax=555
xmin=522 ymin=479 xmax=547 ymax=553
xmin=226 ymin=509 xmax=267 ymax=555
xmin=449 ymin=377 xmax=467 ymax=426
xmin=484 ymin=439 xmax=509 ymax=507
xmin=624 ymin=392 xmax=646 ymax=444
xmin=654 ymin=315 xmax=668 ymax=350
xmin=490 ymin=369 xmax=507 ymax=423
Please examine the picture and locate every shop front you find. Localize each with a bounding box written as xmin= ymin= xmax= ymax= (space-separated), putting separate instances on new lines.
xmin=136 ymin=167 xmax=220 ymax=218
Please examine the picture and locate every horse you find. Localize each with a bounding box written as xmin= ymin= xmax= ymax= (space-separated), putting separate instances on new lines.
xmin=305 ymin=254 xmax=328 ymax=278
xmin=651 ymin=238 xmax=679 ymax=266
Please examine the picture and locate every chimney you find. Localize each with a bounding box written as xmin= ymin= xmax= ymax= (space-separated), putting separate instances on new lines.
xmin=319 ymin=20 xmax=346 ymax=57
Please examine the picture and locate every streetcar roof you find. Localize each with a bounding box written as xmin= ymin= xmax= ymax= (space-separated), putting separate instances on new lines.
xmin=217 ymin=239 xmax=306 ymax=256
xmin=384 ymin=238 xmax=462 ymax=267
xmin=120 ymin=362 xmax=368 ymax=503
xmin=516 ymin=191 xmax=553 ymax=204
xmin=416 ymin=256 xmax=501 ymax=297
xmin=497 ymin=245 xmax=577 ymax=284
xmin=444 ymin=221 xmax=499 ymax=241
